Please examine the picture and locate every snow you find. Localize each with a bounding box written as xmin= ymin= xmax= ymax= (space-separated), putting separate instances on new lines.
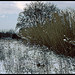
xmin=63 ymin=39 xmax=67 ymax=42
xmin=0 ymin=39 xmax=75 ymax=74
xmin=0 ymin=61 xmax=6 ymax=74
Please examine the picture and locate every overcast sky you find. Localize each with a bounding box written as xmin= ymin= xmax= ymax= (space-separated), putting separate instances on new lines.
xmin=0 ymin=1 xmax=75 ymax=30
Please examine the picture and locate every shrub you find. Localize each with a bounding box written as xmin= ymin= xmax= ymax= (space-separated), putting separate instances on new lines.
xmin=19 ymin=9 xmax=75 ymax=57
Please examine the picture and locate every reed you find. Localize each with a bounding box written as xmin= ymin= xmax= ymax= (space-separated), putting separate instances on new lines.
xmin=19 ymin=9 xmax=75 ymax=57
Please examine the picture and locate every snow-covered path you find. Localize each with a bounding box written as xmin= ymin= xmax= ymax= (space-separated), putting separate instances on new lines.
xmin=0 ymin=39 xmax=75 ymax=74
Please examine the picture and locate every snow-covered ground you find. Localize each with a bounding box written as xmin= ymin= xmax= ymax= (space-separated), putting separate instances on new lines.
xmin=0 ymin=39 xmax=75 ymax=74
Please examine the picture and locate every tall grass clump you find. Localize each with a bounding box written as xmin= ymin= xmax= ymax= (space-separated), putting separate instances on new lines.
xmin=19 ymin=9 xmax=75 ymax=57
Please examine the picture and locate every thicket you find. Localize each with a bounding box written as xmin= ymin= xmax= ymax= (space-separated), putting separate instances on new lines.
xmin=16 ymin=2 xmax=75 ymax=57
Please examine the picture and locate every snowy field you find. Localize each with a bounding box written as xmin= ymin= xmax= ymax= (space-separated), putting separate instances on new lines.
xmin=0 ymin=39 xmax=75 ymax=74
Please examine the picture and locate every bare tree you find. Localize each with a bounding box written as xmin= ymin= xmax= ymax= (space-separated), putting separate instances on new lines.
xmin=16 ymin=1 xmax=59 ymax=29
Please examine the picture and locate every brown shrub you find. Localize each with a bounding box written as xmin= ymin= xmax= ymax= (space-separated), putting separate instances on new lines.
xmin=19 ymin=9 xmax=75 ymax=57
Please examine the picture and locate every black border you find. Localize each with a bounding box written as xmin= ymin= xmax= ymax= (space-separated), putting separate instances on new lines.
xmin=0 ymin=0 xmax=75 ymax=1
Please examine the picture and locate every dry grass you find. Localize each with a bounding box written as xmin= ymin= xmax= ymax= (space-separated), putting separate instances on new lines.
xmin=19 ymin=9 xmax=75 ymax=57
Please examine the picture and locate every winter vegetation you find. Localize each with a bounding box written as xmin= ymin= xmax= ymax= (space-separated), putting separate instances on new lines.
xmin=0 ymin=29 xmax=21 ymax=40
xmin=0 ymin=1 xmax=75 ymax=74
xmin=0 ymin=39 xmax=75 ymax=74
xmin=16 ymin=1 xmax=75 ymax=57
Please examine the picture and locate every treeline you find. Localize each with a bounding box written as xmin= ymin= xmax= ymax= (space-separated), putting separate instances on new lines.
xmin=0 ymin=30 xmax=21 ymax=40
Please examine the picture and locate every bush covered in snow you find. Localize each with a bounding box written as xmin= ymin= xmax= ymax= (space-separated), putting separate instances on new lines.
xmin=18 ymin=9 xmax=75 ymax=57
